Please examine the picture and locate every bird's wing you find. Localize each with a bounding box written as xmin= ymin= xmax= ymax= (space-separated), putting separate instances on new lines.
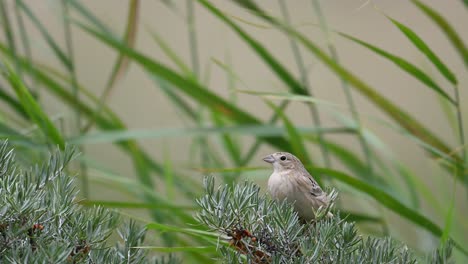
xmin=308 ymin=178 xmax=324 ymax=197
xmin=296 ymin=170 xmax=324 ymax=197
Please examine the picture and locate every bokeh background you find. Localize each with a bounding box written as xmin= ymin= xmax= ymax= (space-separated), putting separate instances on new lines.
xmin=1 ymin=0 xmax=467 ymax=262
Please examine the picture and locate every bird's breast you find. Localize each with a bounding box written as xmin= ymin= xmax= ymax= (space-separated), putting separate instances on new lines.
xmin=267 ymin=171 xmax=296 ymax=201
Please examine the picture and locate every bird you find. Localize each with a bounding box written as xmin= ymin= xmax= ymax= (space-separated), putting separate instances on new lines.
xmin=263 ymin=152 xmax=332 ymax=221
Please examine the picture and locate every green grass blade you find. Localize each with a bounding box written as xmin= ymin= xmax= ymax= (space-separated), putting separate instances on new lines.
xmin=146 ymin=222 xmax=220 ymax=239
xmin=67 ymin=0 xmax=114 ymax=35
xmin=87 ymin=165 xmax=195 ymax=224
xmin=80 ymin=200 xmax=196 ymax=211
xmin=16 ymin=0 xmax=71 ymax=70
xmin=441 ymin=174 xmax=457 ymax=246
xmin=1 ymin=60 xmax=65 ymax=149
xmin=198 ymin=0 xmax=306 ymax=96
xmin=310 ymin=167 xmax=467 ymax=255
xmin=342 ymin=211 xmax=382 ymax=224
xmin=311 ymin=0 xmax=371 ymax=173
xmin=136 ymin=246 xmax=216 ymax=253
xmin=149 ymin=75 xmax=197 ymax=120
xmin=76 ymin=21 xmax=292 ymax=152
xmin=339 ymin=32 xmax=455 ymax=104
xmin=411 ymin=0 xmax=468 ymax=68
xmin=386 ymin=16 xmax=457 ymax=85
xmin=0 ymin=42 xmax=205 ymax=231
xmin=163 ymin=147 xmax=175 ymax=199
xmin=0 ymin=85 xmax=28 ymax=119
xmin=230 ymin=1 xmax=464 ymax=182
xmin=212 ymin=112 xmax=242 ymax=166
xmin=279 ymin=0 xmax=331 ymax=168
xmin=266 ymin=100 xmax=313 ymax=166
xmin=148 ymin=29 xmax=193 ymax=77
xmin=0 ymin=123 xmax=38 ymax=147
xmin=83 ymin=0 xmax=140 ymax=131
xmin=69 ymin=125 xmax=351 ymax=145
xmin=0 ymin=1 xmax=18 ymax=68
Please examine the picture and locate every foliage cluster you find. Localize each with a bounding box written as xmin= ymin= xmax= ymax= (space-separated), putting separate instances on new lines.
xmin=0 ymin=142 xmax=177 ymax=263
xmin=0 ymin=0 xmax=467 ymax=262
xmin=196 ymin=177 xmax=452 ymax=263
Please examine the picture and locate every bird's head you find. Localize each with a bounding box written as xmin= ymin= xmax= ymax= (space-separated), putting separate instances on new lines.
xmin=263 ymin=152 xmax=302 ymax=172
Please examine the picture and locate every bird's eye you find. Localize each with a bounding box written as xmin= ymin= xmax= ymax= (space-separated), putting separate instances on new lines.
xmin=280 ymin=156 xmax=286 ymax=161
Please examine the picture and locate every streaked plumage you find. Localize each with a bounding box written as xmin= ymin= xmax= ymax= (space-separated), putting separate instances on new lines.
xmin=263 ymin=152 xmax=331 ymax=221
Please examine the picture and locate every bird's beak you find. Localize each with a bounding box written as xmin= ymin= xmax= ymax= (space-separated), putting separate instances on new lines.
xmin=263 ymin=155 xmax=275 ymax=163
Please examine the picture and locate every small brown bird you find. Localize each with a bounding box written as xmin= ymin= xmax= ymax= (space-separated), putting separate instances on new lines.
xmin=263 ymin=152 xmax=332 ymax=221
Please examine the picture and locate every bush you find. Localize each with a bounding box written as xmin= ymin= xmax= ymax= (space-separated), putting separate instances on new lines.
xmin=0 ymin=142 xmax=177 ymax=264
xmin=196 ymin=177 xmax=453 ymax=263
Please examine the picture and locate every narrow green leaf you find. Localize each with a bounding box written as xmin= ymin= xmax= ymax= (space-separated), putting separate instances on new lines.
xmin=0 ymin=84 xmax=28 ymax=119
xmin=16 ymin=0 xmax=71 ymax=70
xmin=163 ymin=147 xmax=175 ymax=200
xmin=229 ymin=0 xmax=464 ymax=183
xmin=136 ymin=246 xmax=216 ymax=253
xmin=80 ymin=200 xmax=196 ymax=210
xmin=87 ymin=165 xmax=195 ymax=224
xmin=0 ymin=43 xmax=205 ymax=202
xmin=148 ymin=29 xmax=193 ymax=77
xmin=411 ymin=0 xmax=468 ymax=68
xmin=69 ymin=125 xmax=350 ymax=145
xmin=310 ymin=167 xmax=467 ymax=255
xmin=0 ymin=123 xmax=39 ymax=147
xmin=75 ymin=21 xmax=292 ymax=152
xmin=441 ymin=175 xmax=457 ymax=246
xmin=212 ymin=112 xmax=242 ymax=166
xmin=146 ymin=223 xmax=220 ymax=239
xmin=0 ymin=1 xmax=18 ymax=65
xmin=463 ymin=0 xmax=468 ymax=8
xmin=342 ymin=211 xmax=382 ymax=224
xmin=266 ymin=101 xmax=313 ymax=167
xmin=339 ymin=32 xmax=455 ymax=104
xmin=387 ymin=16 xmax=457 ymax=85
xmin=1 ymin=60 xmax=65 ymax=149
xmin=83 ymin=0 xmax=140 ymax=131
xmin=68 ymin=0 xmax=114 ymax=35
xmin=150 ymin=75 xmax=197 ymax=120
xmin=197 ymin=0 xmax=306 ymax=96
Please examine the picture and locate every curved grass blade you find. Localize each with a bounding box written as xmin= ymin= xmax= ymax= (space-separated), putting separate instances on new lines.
xmin=0 ymin=85 xmax=28 ymax=119
xmin=265 ymin=100 xmax=313 ymax=166
xmin=1 ymin=60 xmax=65 ymax=149
xmin=67 ymin=0 xmax=114 ymax=35
xmin=0 ymin=1 xmax=18 ymax=69
xmin=80 ymin=200 xmax=196 ymax=211
xmin=411 ymin=0 xmax=468 ymax=68
xmin=310 ymin=167 xmax=468 ymax=256
xmin=83 ymin=0 xmax=140 ymax=132
xmin=342 ymin=211 xmax=382 ymax=224
xmin=339 ymin=32 xmax=455 ymax=104
xmin=212 ymin=112 xmax=242 ymax=166
xmin=86 ymin=165 xmax=195 ymax=224
xmin=148 ymin=29 xmax=193 ymax=77
xmin=69 ymin=125 xmax=349 ymax=145
xmin=241 ymin=90 xmax=459 ymax=163
xmin=279 ymin=0 xmax=331 ymax=168
xmin=198 ymin=0 xmax=306 ymax=96
xmin=441 ymin=175 xmax=457 ymax=247
xmin=16 ymin=0 xmax=71 ymax=70
xmin=136 ymin=246 xmax=216 ymax=253
xmin=386 ymin=16 xmax=457 ymax=85
xmin=76 ymin=22 xmax=292 ymax=152
xmin=0 ymin=123 xmax=39 ymax=148
xmin=0 ymin=43 xmax=204 ymax=200
xmin=229 ymin=0 xmax=464 ymax=182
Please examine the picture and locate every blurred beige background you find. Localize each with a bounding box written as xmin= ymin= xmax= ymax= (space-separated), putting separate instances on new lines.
xmin=31 ymin=1 xmax=466 ymax=194
xmin=2 ymin=0 xmax=467 ymax=255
